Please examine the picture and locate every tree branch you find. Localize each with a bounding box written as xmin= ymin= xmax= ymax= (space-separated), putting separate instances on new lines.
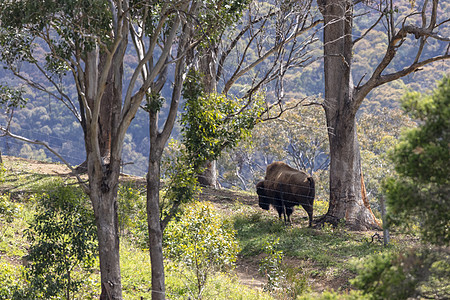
xmin=354 ymin=22 xmax=450 ymax=108
xmin=0 ymin=127 xmax=89 ymax=193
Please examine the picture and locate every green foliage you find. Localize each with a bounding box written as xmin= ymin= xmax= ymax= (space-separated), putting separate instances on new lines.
xmin=259 ymin=238 xmax=285 ymax=292
xmin=0 ymin=0 xmax=112 ymax=65
xmin=351 ymin=247 xmax=450 ymax=300
xmin=143 ymin=92 xmax=165 ymax=114
xmin=117 ymin=183 xmax=147 ymax=248
xmin=190 ymin=272 xmax=273 ymax=300
xmin=0 ymin=193 xmax=19 ymax=226
xmin=1 ymin=262 xmax=30 ymax=300
xmin=160 ymin=139 xmax=202 ymax=218
xmin=181 ymin=70 xmax=264 ymax=170
xmin=0 ymin=85 xmax=27 ymax=111
xmin=0 ymin=259 xmax=26 ymax=300
xmin=0 ymin=163 xmax=5 ymax=183
xmin=26 ymin=180 xmax=97 ymax=299
xmin=196 ymin=0 xmax=251 ymax=46
xmin=120 ymin=243 xmax=272 ymax=300
xmin=164 ymin=202 xmax=239 ymax=299
xmin=384 ymin=76 xmax=450 ymax=245
xmin=298 ymin=290 xmax=368 ymax=300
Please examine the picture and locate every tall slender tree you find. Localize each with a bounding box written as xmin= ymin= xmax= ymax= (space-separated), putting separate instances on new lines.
xmin=317 ymin=0 xmax=449 ymax=229
xmin=0 ymin=1 xmax=210 ymax=298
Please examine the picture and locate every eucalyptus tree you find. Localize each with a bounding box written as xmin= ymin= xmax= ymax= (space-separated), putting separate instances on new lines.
xmin=0 ymin=1 xmax=218 ymax=299
xmin=129 ymin=2 xmax=259 ymax=298
xmin=317 ymin=0 xmax=450 ymax=229
xmin=189 ymin=0 xmax=323 ymax=186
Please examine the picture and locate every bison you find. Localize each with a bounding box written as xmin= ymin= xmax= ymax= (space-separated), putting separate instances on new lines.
xmin=256 ymin=161 xmax=315 ymax=226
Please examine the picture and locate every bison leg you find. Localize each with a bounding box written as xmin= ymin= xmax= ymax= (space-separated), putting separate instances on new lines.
xmin=286 ymin=206 xmax=294 ymax=224
xmin=283 ymin=205 xmax=288 ymax=224
xmin=301 ymin=204 xmax=313 ymax=227
xmin=275 ymin=203 xmax=285 ymax=222
xmin=307 ymin=210 xmax=313 ymax=227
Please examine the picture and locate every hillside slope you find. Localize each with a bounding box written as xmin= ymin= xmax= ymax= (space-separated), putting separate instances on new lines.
xmin=2 ymin=156 xmax=420 ymax=299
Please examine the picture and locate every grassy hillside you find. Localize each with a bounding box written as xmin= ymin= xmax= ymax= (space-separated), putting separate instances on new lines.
xmin=0 ymin=156 xmax=447 ymax=299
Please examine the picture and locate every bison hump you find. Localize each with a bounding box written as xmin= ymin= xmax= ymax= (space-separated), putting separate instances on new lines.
xmin=264 ymin=162 xmax=309 ymax=188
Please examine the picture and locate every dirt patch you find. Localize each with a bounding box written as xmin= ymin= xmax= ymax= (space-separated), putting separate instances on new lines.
xmin=234 ymin=256 xmax=266 ymax=290
xmin=1 ymin=155 xmax=145 ymax=183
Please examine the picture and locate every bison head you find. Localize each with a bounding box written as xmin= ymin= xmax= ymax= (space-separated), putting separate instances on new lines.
xmin=256 ymin=181 xmax=270 ymax=210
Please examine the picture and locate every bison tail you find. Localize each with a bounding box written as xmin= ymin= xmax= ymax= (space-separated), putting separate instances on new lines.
xmin=308 ymin=177 xmax=315 ymax=203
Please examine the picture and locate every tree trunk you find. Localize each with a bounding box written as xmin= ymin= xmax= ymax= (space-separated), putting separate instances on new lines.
xmin=318 ymin=0 xmax=379 ymax=230
xmin=98 ymin=52 xmax=114 ymax=159
xmin=84 ymin=37 xmax=126 ymax=299
xmin=198 ymin=160 xmax=218 ymax=188
xmin=89 ymin=166 xmax=122 ymax=300
xmin=197 ymin=48 xmax=219 ymax=188
xmin=146 ymin=106 xmax=167 ymax=300
xmin=147 ymin=157 xmax=166 ymax=300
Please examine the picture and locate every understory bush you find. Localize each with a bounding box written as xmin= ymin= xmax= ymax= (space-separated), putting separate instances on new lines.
xmin=351 ymin=247 xmax=450 ymax=299
xmin=0 ymin=193 xmax=20 ymax=236
xmin=259 ymin=238 xmax=308 ymax=299
xmin=25 ymin=180 xmax=98 ymax=299
xmin=0 ymin=259 xmax=26 ymax=300
xmin=164 ymin=201 xmax=240 ymax=299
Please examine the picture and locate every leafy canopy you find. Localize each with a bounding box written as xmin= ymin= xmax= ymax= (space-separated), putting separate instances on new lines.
xmin=383 ymin=76 xmax=450 ymax=245
xmin=181 ymin=70 xmax=264 ymax=170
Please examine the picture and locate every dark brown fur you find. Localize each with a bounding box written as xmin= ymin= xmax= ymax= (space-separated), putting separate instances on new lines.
xmin=256 ymin=162 xmax=315 ymax=226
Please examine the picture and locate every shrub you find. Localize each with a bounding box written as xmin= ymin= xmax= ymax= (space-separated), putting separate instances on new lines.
xmin=259 ymin=238 xmax=309 ymax=298
xmin=25 ymin=180 xmax=97 ymax=300
xmin=0 ymin=259 xmax=26 ymax=300
xmin=351 ymin=247 xmax=450 ymax=299
xmin=259 ymin=238 xmax=285 ymax=292
xmin=0 ymin=193 xmax=19 ymax=227
xmin=164 ymin=202 xmax=239 ymax=299
xmin=384 ymin=76 xmax=450 ymax=245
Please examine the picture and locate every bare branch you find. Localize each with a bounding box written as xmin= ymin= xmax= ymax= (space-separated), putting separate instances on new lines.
xmin=216 ymin=10 xmax=278 ymax=82
xmin=355 ymin=22 xmax=450 ymax=107
xmin=0 ymin=126 xmax=89 ymax=193
xmin=262 ymin=97 xmax=309 ymax=121
xmin=353 ymin=11 xmax=384 ymax=45
xmin=222 ymin=19 xmax=322 ymax=94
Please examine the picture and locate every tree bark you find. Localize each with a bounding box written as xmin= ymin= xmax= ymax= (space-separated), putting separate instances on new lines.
xmin=147 ymin=154 xmax=166 ymax=300
xmin=146 ymin=105 xmax=166 ymax=300
xmin=318 ymin=0 xmax=380 ymax=230
xmin=197 ymin=48 xmax=219 ymax=188
xmin=88 ymin=159 xmax=122 ymax=299
xmin=98 ymin=52 xmax=114 ymax=159
xmin=198 ymin=160 xmax=218 ymax=188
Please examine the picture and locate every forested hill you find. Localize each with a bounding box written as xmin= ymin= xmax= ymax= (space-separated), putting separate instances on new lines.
xmin=0 ymin=0 xmax=448 ymax=179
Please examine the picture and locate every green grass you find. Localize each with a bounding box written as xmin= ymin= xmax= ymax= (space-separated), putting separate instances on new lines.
xmin=1 ymin=158 xmax=447 ymax=300
xmin=234 ymin=209 xmax=384 ymax=265
xmin=0 ymin=160 xmax=275 ymax=300
xmin=231 ymin=206 xmax=392 ymax=295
